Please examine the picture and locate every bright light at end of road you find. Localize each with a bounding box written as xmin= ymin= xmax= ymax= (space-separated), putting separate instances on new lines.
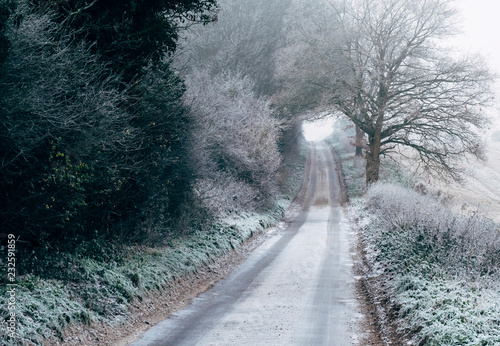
xmin=302 ymin=118 xmax=335 ymax=142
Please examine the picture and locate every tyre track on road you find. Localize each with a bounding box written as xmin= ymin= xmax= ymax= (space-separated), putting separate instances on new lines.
xmin=131 ymin=142 xmax=363 ymax=346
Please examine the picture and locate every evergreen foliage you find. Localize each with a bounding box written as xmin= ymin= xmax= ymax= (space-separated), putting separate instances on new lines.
xmin=33 ymin=0 xmax=218 ymax=81
xmin=0 ymin=0 xmax=218 ymax=265
xmin=0 ymin=0 xmax=13 ymax=71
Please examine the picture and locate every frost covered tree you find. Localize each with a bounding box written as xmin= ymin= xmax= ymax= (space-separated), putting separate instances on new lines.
xmin=274 ymin=0 xmax=367 ymax=156
xmin=175 ymin=0 xmax=290 ymax=97
xmin=183 ymin=70 xmax=282 ymax=214
xmin=277 ymin=0 xmax=494 ymax=184
xmin=274 ymin=0 xmax=331 ymax=113
xmin=328 ymin=0 xmax=494 ymax=183
xmin=173 ymin=0 xmax=290 ymax=214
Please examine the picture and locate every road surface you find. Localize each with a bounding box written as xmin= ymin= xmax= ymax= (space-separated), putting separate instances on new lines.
xmin=130 ymin=141 xmax=363 ymax=345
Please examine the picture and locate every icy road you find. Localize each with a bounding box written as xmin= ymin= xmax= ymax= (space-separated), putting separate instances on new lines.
xmin=131 ymin=141 xmax=363 ymax=345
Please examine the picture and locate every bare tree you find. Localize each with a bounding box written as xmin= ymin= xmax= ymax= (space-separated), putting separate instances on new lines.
xmin=273 ymin=0 xmax=331 ymax=115
xmin=277 ymin=0 xmax=495 ymax=183
xmin=183 ymin=70 xmax=282 ymax=214
xmin=175 ymin=0 xmax=291 ymax=97
xmin=273 ymin=0 xmax=368 ymax=155
xmin=327 ymin=0 xmax=495 ymax=183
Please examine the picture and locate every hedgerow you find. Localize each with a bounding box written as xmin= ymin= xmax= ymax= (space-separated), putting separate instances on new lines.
xmin=355 ymin=182 xmax=500 ymax=345
xmin=0 ymin=199 xmax=290 ymax=345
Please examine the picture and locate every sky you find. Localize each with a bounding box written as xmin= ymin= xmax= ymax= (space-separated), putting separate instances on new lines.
xmin=302 ymin=117 xmax=335 ymax=141
xmin=456 ymin=0 xmax=500 ymax=73
xmin=448 ymin=0 xmax=500 ymax=129
xmin=304 ymin=0 xmax=500 ymax=141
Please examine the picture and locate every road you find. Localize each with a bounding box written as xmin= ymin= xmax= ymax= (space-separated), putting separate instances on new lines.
xmin=130 ymin=141 xmax=363 ymax=346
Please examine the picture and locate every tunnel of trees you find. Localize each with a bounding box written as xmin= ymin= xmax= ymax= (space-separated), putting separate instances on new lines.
xmin=0 ymin=0 xmax=299 ymax=278
xmin=0 ymin=0 xmax=493 ymax=275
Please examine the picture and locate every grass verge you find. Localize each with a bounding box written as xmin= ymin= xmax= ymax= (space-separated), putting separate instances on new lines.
xmin=0 ymin=203 xmax=286 ymax=345
xmin=328 ymin=120 xmax=500 ymax=345
xmin=0 ymin=138 xmax=307 ymax=345
xmin=352 ymin=184 xmax=500 ymax=345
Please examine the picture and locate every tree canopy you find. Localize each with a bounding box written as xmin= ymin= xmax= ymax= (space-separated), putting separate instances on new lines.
xmin=0 ymin=0 xmax=219 ymax=248
xmin=39 ymin=0 xmax=218 ymax=81
xmin=277 ymin=0 xmax=495 ymax=183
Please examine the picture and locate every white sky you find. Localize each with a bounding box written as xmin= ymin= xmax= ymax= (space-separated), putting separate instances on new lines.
xmin=302 ymin=117 xmax=335 ymax=141
xmin=455 ymin=0 xmax=500 ymax=72
xmin=304 ymin=0 xmax=500 ymax=141
xmin=454 ymin=0 xmax=500 ymax=130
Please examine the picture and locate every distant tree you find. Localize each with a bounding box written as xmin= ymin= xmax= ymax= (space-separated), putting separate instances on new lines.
xmin=273 ymin=0 xmax=329 ymax=114
xmin=273 ymin=0 xmax=366 ymax=156
xmin=175 ymin=0 xmax=290 ymax=97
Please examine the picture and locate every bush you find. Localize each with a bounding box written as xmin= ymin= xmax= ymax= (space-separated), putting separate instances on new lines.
xmin=0 ymin=3 xmax=201 ymax=263
xmin=365 ymin=182 xmax=500 ymax=281
xmin=0 ymin=4 xmax=132 ymax=244
xmin=184 ymin=70 xmax=282 ymax=215
xmin=357 ymin=182 xmax=500 ymax=345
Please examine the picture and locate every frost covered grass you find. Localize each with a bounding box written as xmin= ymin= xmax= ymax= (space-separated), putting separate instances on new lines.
xmin=0 ymin=136 xmax=307 ymax=346
xmin=354 ymin=182 xmax=500 ymax=345
xmin=0 ymin=200 xmax=291 ymax=345
xmin=394 ymin=277 xmax=500 ymax=345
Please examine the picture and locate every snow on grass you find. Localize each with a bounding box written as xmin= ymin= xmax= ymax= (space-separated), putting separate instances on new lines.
xmin=0 ymin=137 xmax=307 ymax=346
xmin=0 ymin=199 xmax=290 ymax=345
xmin=353 ymin=182 xmax=500 ymax=345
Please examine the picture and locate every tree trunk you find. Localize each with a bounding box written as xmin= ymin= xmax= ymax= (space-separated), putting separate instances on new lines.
xmin=355 ymin=146 xmax=363 ymax=157
xmin=355 ymin=125 xmax=364 ymax=157
xmin=365 ymin=134 xmax=381 ymax=185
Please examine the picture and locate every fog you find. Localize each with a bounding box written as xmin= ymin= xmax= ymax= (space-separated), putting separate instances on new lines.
xmin=456 ymin=0 xmax=500 ymax=130
xmin=457 ymin=0 xmax=500 ymax=74
xmin=302 ymin=118 xmax=335 ymax=141
xmin=437 ymin=0 xmax=500 ymax=222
